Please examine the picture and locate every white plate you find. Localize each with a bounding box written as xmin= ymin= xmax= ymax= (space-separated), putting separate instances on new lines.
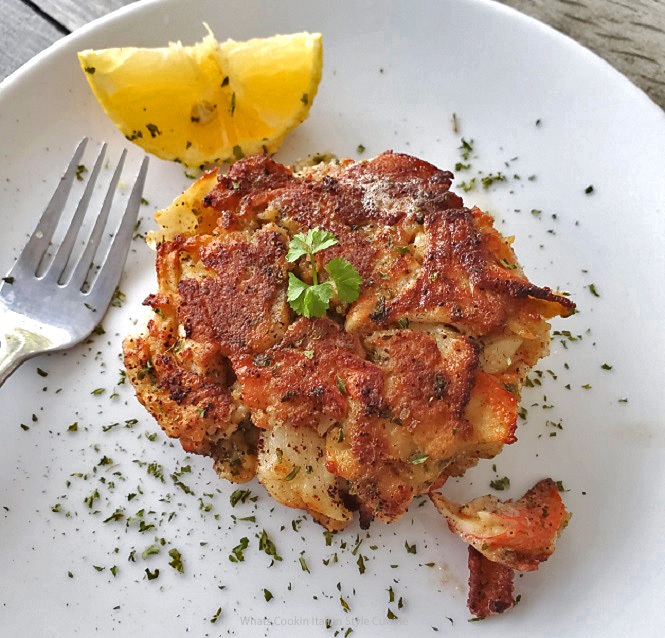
xmin=1 ymin=1 xmax=664 ymax=636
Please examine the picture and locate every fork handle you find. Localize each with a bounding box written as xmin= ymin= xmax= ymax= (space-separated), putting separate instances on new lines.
xmin=0 ymin=329 xmax=28 ymax=387
xmin=0 ymin=306 xmax=51 ymax=388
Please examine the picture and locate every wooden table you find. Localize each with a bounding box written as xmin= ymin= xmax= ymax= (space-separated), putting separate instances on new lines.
xmin=2 ymin=0 xmax=664 ymax=110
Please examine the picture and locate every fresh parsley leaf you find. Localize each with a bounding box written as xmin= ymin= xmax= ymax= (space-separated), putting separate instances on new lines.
xmin=286 ymin=229 xmax=361 ymax=317
xmin=286 ymin=234 xmax=311 ymax=263
xmin=286 ymin=229 xmax=338 ymax=262
xmin=306 ymin=228 xmax=339 ymax=254
xmin=304 ymin=283 xmax=335 ymax=316
xmin=287 ymin=274 xmax=334 ymax=318
xmin=286 ymin=272 xmax=310 ymax=306
xmin=325 ymin=257 xmax=361 ymax=303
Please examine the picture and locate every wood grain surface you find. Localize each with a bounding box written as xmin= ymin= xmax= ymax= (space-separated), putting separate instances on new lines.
xmin=32 ymin=0 xmax=132 ymax=30
xmin=501 ymin=0 xmax=665 ymax=108
xmin=1 ymin=0 xmax=664 ymax=110
xmin=1 ymin=0 xmax=65 ymax=76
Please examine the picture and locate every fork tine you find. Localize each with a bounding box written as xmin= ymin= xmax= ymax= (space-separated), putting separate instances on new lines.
xmin=43 ymin=143 xmax=107 ymax=282
xmin=10 ymin=138 xmax=88 ymax=276
xmin=86 ymin=156 xmax=149 ymax=305
xmin=68 ymin=149 xmax=127 ymax=290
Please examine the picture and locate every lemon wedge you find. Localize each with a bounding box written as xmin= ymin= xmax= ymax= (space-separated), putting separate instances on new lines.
xmin=78 ymin=28 xmax=323 ymax=167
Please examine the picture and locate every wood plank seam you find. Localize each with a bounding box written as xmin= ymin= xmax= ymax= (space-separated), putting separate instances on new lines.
xmin=19 ymin=0 xmax=71 ymax=35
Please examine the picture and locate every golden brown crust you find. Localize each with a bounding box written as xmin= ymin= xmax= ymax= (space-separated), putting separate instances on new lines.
xmin=122 ymin=320 xmax=235 ymax=455
xmin=348 ymin=207 xmax=574 ymax=336
xmin=232 ymin=317 xmax=371 ymax=430
xmin=467 ymin=546 xmax=515 ymax=618
xmin=176 ymin=228 xmax=290 ymax=355
xmin=366 ymin=329 xmax=478 ymax=430
xmin=124 ymin=151 xmax=574 ymax=535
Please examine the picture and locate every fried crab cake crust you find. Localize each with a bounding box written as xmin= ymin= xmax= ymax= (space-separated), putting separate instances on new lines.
xmin=124 ymin=151 xmax=574 ymax=531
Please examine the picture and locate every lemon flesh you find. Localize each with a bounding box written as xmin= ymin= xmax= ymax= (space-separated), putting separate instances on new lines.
xmin=78 ymin=30 xmax=323 ymax=167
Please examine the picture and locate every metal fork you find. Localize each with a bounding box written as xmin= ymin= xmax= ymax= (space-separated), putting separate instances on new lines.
xmin=0 ymin=138 xmax=148 ymax=387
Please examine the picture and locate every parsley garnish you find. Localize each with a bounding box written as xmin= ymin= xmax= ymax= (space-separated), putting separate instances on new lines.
xmin=145 ymin=567 xmax=160 ymax=580
xmin=459 ymin=138 xmax=474 ymax=161
xmin=146 ymin=123 xmax=161 ymax=138
xmin=499 ymin=258 xmax=517 ymax=270
xmin=481 ymin=172 xmax=507 ymax=189
xmin=103 ymin=509 xmax=125 ymax=523
xmin=586 ymin=283 xmax=600 ymax=297
xmin=286 ymin=229 xmax=361 ymax=317
xmin=168 ymin=548 xmax=184 ymax=573
xmin=408 ymin=452 xmax=428 ymax=465
xmin=229 ymin=537 xmax=249 ymax=562
xmin=284 ymin=466 xmax=301 ymax=481
xmin=490 ymin=476 xmax=510 ymax=491
xmin=141 ymin=542 xmax=160 ymax=559
xmin=111 ymin=287 xmax=126 ymax=307
xmin=230 ymin=489 xmax=252 ymax=507
xmin=258 ymin=529 xmax=282 ymax=564
xmin=325 ymin=257 xmax=362 ymax=301
xmin=84 ymin=489 xmax=100 ymax=509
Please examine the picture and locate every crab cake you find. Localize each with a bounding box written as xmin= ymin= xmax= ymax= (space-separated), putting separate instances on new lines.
xmin=124 ymin=151 xmax=574 ymax=529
